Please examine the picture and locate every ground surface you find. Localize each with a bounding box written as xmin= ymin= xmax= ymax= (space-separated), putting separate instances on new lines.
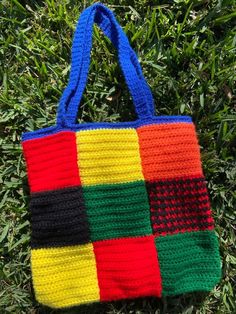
xmin=0 ymin=0 xmax=236 ymax=313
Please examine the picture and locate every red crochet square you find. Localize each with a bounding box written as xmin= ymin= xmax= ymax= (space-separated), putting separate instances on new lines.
xmin=22 ymin=131 xmax=81 ymax=192
xmin=93 ymin=236 xmax=162 ymax=301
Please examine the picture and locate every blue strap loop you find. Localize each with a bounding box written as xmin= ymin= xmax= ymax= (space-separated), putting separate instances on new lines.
xmin=57 ymin=3 xmax=154 ymax=126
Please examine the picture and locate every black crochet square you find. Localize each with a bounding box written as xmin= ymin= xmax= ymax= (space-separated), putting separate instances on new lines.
xmin=30 ymin=186 xmax=90 ymax=248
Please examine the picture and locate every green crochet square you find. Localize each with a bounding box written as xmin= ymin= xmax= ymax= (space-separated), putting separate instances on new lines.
xmin=155 ymin=230 xmax=221 ymax=296
xmin=82 ymin=180 xmax=152 ymax=241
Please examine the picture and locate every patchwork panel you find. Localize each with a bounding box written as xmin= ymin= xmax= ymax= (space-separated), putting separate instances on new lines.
xmin=76 ymin=129 xmax=144 ymax=185
xmin=146 ymin=176 xmax=215 ymax=236
xmin=22 ymin=122 xmax=221 ymax=308
xmin=30 ymin=187 xmax=90 ymax=248
xmin=31 ymin=244 xmax=99 ymax=308
xmin=83 ymin=181 xmax=152 ymax=241
xmin=137 ymin=123 xmax=203 ymax=180
xmin=22 ymin=132 xmax=81 ymax=192
xmin=93 ymin=236 xmax=162 ymax=301
xmin=155 ymin=230 xmax=221 ymax=296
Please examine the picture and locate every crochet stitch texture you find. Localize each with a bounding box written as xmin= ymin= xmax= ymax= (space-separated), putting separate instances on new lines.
xmin=21 ymin=3 xmax=221 ymax=309
xmin=22 ymin=124 xmax=221 ymax=308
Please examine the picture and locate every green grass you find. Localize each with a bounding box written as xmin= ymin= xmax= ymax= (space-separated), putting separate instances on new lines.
xmin=0 ymin=0 xmax=235 ymax=313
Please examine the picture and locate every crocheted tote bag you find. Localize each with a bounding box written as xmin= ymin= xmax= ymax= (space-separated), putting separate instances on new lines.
xmin=22 ymin=3 xmax=221 ymax=309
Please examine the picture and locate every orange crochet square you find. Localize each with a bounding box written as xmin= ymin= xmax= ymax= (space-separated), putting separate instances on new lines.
xmin=137 ymin=123 xmax=203 ymax=180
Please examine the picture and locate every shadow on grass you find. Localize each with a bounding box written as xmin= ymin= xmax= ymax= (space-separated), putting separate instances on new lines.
xmin=35 ymin=292 xmax=209 ymax=314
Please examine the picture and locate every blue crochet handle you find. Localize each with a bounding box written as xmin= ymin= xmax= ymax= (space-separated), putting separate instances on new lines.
xmin=57 ymin=3 xmax=155 ymax=126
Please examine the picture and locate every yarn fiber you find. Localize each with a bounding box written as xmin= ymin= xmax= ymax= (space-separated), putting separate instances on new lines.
xmin=22 ymin=123 xmax=221 ymax=309
xmin=21 ymin=2 xmax=221 ymax=310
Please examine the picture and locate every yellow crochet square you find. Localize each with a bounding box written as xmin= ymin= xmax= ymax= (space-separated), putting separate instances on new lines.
xmin=31 ymin=244 xmax=99 ymax=309
xmin=76 ymin=129 xmax=144 ymax=185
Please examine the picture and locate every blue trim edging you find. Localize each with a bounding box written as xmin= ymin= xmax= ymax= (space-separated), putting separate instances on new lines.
xmin=22 ymin=116 xmax=193 ymax=141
